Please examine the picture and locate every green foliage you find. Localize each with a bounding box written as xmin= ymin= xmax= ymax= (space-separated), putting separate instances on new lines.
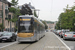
xmin=56 ymin=4 xmax=75 ymax=31
xmin=8 ymin=0 xmax=21 ymax=31
xmin=9 ymin=7 xmax=21 ymax=22
xmin=9 ymin=7 xmax=16 ymax=13
xmin=12 ymin=8 xmax=22 ymax=22
xmin=8 ymin=0 xmax=20 ymax=22
xmin=55 ymin=21 xmax=60 ymax=29
xmin=11 ymin=0 xmax=18 ymax=6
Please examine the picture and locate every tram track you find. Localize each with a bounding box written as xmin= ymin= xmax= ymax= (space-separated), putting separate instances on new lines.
xmin=0 ymin=42 xmax=34 ymax=50
xmin=22 ymin=42 xmax=33 ymax=50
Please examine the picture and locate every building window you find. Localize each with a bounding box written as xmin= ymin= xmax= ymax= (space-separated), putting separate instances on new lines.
xmin=8 ymin=15 xmax=11 ymax=19
xmin=5 ymin=5 xmax=8 ymax=10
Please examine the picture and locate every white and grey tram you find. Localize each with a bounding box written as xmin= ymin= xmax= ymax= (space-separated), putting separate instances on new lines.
xmin=17 ymin=15 xmax=45 ymax=42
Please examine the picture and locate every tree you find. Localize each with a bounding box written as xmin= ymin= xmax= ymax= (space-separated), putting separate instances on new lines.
xmin=0 ymin=24 xmax=4 ymax=31
xmin=9 ymin=0 xmax=19 ymax=22
xmin=56 ymin=4 xmax=75 ymax=31
xmin=8 ymin=0 xmax=21 ymax=31
xmin=9 ymin=7 xmax=16 ymax=13
xmin=55 ymin=22 xmax=60 ymax=29
xmin=11 ymin=0 xmax=18 ymax=6
xmin=20 ymin=4 xmax=33 ymax=15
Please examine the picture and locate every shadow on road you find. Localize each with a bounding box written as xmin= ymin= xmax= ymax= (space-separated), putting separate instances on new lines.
xmin=18 ymin=41 xmax=35 ymax=44
xmin=0 ymin=41 xmax=15 ymax=43
xmin=64 ymin=39 xmax=75 ymax=41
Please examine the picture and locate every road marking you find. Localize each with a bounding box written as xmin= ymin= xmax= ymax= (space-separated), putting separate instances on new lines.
xmin=0 ymin=41 xmax=17 ymax=49
xmin=53 ymin=32 xmax=71 ymax=50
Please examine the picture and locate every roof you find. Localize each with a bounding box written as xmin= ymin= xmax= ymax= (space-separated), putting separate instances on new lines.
xmin=0 ymin=0 xmax=11 ymax=4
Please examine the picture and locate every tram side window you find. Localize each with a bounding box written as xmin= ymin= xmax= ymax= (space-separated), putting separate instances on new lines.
xmin=38 ymin=24 xmax=40 ymax=33
xmin=34 ymin=22 xmax=37 ymax=29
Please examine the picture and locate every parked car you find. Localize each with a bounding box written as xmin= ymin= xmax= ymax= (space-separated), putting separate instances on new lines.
xmin=59 ymin=30 xmax=70 ymax=38
xmin=15 ymin=31 xmax=18 ymax=35
xmin=53 ymin=30 xmax=57 ymax=33
xmin=0 ymin=32 xmax=17 ymax=42
xmin=59 ymin=31 xmax=66 ymax=38
xmin=63 ymin=32 xmax=75 ymax=40
xmin=56 ymin=30 xmax=61 ymax=35
xmin=46 ymin=30 xmax=48 ymax=32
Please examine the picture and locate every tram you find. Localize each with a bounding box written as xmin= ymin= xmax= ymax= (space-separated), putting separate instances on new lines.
xmin=17 ymin=15 xmax=45 ymax=42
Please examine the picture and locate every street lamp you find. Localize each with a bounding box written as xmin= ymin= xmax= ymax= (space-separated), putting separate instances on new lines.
xmin=35 ymin=9 xmax=40 ymax=18
xmin=31 ymin=9 xmax=40 ymax=18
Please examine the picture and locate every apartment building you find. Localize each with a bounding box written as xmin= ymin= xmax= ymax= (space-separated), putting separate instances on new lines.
xmin=0 ymin=0 xmax=15 ymax=31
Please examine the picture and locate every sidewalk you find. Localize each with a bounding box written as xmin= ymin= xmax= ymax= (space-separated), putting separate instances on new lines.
xmin=43 ymin=32 xmax=70 ymax=50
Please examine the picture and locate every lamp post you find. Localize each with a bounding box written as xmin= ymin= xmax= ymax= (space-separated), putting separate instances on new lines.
xmin=31 ymin=9 xmax=40 ymax=18
xmin=35 ymin=9 xmax=40 ymax=18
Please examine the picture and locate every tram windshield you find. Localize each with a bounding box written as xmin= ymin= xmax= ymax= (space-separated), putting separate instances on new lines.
xmin=18 ymin=17 xmax=34 ymax=33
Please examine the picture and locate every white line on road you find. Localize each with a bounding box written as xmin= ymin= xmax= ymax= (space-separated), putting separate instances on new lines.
xmin=0 ymin=41 xmax=17 ymax=49
xmin=53 ymin=32 xmax=71 ymax=50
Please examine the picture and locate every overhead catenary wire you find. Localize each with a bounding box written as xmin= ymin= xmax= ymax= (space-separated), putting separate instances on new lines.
xmin=31 ymin=0 xmax=36 ymax=8
xmin=51 ymin=0 xmax=53 ymax=18
xmin=30 ymin=0 xmax=40 ymax=18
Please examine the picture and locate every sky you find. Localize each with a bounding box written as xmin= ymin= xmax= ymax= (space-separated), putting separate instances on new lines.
xmin=8 ymin=0 xmax=75 ymax=22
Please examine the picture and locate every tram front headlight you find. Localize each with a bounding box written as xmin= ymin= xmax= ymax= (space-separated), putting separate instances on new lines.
xmin=31 ymin=34 xmax=34 ymax=36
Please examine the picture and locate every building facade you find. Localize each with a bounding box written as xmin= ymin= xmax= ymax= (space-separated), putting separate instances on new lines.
xmin=47 ymin=23 xmax=54 ymax=30
xmin=0 ymin=0 xmax=15 ymax=31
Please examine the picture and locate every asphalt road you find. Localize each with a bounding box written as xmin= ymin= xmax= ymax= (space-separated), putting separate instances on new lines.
xmin=0 ymin=32 xmax=70 ymax=50
xmin=56 ymin=33 xmax=75 ymax=50
xmin=0 ymin=41 xmax=17 ymax=48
